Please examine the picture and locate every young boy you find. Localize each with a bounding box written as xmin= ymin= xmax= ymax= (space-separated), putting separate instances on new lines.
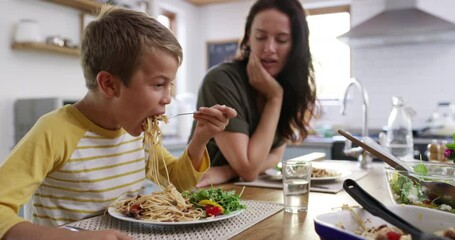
xmin=0 ymin=5 xmax=236 ymax=240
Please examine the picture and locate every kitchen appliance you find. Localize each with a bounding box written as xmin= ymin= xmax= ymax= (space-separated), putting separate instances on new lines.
xmin=338 ymin=0 xmax=455 ymax=47
xmin=14 ymin=97 xmax=77 ymax=143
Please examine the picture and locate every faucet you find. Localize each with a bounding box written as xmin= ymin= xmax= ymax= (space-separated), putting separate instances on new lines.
xmin=340 ymin=78 xmax=373 ymax=169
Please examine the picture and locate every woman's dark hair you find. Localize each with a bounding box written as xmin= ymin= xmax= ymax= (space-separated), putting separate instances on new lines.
xmin=236 ymin=0 xmax=317 ymax=142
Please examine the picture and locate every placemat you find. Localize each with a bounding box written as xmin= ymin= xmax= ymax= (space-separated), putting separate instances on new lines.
xmin=234 ymin=170 xmax=369 ymax=193
xmin=67 ymin=200 xmax=283 ymax=240
xmin=235 ymin=161 xmax=370 ymax=193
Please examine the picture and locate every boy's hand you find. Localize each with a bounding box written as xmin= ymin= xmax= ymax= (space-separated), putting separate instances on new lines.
xmin=192 ymin=104 xmax=237 ymax=144
xmin=186 ymin=105 xmax=236 ymax=170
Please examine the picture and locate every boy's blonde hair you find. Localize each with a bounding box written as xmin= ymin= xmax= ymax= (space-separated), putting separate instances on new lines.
xmin=80 ymin=5 xmax=183 ymax=90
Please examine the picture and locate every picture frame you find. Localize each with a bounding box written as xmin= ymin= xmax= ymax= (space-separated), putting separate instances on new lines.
xmin=206 ymin=39 xmax=239 ymax=70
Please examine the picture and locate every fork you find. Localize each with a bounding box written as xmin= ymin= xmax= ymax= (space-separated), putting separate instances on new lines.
xmin=168 ymin=112 xmax=194 ymax=119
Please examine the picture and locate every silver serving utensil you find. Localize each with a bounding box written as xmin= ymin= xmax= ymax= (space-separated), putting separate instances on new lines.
xmin=338 ymin=129 xmax=455 ymax=208
xmin=343 ymin=179 xmax=451 ymax=240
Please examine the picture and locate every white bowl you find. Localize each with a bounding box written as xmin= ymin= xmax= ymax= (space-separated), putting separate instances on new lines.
xmin=314 ymin=205 xmax=455 ymax=240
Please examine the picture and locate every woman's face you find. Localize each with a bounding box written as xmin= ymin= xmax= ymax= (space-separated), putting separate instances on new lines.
xmin=248 ymin=8 xmax=292 ymax=77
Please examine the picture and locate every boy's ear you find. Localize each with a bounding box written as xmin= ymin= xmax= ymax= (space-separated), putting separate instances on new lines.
xmin=96 ymin=71 xmax=120 ymax=97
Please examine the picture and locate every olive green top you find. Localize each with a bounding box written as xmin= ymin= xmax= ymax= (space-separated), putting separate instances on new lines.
xmin=190 ymin=61 xmax=284 ymax=166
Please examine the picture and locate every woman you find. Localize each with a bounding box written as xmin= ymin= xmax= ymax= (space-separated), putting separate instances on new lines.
xmin=191 ymin=0 xmax=316 ymax=186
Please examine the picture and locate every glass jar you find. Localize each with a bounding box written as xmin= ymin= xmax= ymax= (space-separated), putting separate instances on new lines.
xmin=426 ymin=139 xmax=438 ymax=161
xmin=385 ymin=96 xmax=414 ymax=161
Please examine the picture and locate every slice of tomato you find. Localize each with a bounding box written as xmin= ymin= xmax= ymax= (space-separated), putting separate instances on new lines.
xmin=386 ymin=231 xmax=402 ymax=240
xmin=204 ymin=205 xmax=223 ymax=217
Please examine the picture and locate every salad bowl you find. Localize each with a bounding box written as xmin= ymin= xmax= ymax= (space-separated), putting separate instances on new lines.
xmin=338 ymin=129 xmax=455 ymax=211
xmin=385 ymin=161 xmax=455 ymax=213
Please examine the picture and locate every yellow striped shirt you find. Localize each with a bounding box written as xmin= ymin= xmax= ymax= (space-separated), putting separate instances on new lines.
xmin=0 ymin=105 xmax=209 ymax=236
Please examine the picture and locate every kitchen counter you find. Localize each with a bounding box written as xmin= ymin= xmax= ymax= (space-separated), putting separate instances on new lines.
xmin=162 ymin=133 xmax=454 ymax=161
xmin=295 ymin=133 xmax=453 ymax=161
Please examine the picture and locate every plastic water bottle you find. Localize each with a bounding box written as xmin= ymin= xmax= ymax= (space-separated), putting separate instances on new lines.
xmin=385 ymin=96 xmax=414 ymax=161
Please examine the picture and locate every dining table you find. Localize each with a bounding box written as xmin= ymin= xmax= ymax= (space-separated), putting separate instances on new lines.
xmin=222 ymin=160 xmax=392 ymax=240
xmin=67 ymin=160 xmax=393 ymax=240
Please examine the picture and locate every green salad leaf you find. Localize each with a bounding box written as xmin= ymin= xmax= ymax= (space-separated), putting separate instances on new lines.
xmin=413 ymin=163 xmax=428 ymax=175
xmin=391 ymin=174 xmax=425 ymax=204
xmin=182 ymin=188 xmax=246 ymax=214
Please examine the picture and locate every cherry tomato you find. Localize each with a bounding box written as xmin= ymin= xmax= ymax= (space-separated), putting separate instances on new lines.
xmin=386 ymin=231 xmax=402 ymax=240
xmin=204 ymin=205 xmax=223 ymax=217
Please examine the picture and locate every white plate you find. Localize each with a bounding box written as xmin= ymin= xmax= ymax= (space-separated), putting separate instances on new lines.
xmin=264 ymin=167 xmax=351 ymax=182
xmin=314 ymin=205 xmax=455 ymax=240
xmin=108 ymin=207 xmax=245 ymax=225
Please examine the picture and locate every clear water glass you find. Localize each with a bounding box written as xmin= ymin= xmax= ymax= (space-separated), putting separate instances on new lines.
xmin=282 ymin=160 xmax=312 ymax=213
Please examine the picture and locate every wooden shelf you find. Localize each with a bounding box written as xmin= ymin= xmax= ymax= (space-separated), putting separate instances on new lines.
xmin=12 ymin=42 xmax=80 ymax=57
xmin=43 ymin=0 xmax=103 ymax=13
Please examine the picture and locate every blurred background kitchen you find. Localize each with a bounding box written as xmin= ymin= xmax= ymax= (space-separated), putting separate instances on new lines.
xmin=1 ymin=0 xmax=455 ymax=164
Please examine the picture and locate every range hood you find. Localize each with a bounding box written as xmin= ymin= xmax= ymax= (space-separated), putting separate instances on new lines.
xmin=338 ymin=0 xmax=455 ymax=47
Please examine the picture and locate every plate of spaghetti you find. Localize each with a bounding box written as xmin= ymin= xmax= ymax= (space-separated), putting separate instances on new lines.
xmin=264 ymin=166 xmax=350 ymax=182
xmin=108 ymin=185 xmax=246 ymax=225
xmin=107 ymin=116 xmax=246 ymax=225
xmin=108 ymin=198 xmax=245 ymax=226
xmin=311 ymin=167 xmax=351 ymax=181
xmin=108 ymin=207 xmax=245 ymax=225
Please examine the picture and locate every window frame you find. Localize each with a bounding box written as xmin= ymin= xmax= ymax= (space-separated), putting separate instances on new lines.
xmin=306 ymin=5 xmax=351 ymax=101
xmin=158 ymin=9 xmax=177 ymax=96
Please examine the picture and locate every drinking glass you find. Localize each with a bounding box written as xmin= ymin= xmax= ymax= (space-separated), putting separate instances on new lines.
xmin=282 ymin=160 xmax=312 ymax=213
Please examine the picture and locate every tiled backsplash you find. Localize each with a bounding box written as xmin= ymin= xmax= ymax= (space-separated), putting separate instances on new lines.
xmin=317 ymin=0 xmax=455 ymax=133
xmin=318 ymin=41 xmax=455 ymax=132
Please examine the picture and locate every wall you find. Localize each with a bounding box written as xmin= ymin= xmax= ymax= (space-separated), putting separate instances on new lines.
xmin=0 ymin=0 xmax=200 ymax=162
xmin=153 ymin=0 xmax=201 ymax=95
xmin=196 ymin=0 xmax=455 ymax=133
xmin=2 ymin=0 xmax=455 ymax=162
xmin=321 ymin=0 xmax=455 ymax=132
xmin=0 ymin=0 xmax=86 ymax=161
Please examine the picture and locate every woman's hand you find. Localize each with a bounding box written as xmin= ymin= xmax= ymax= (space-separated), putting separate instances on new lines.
xmin=247 ymin=54 xmax=283 ymax=100
xmin=196 ymin=165 xmax=238 ymax=187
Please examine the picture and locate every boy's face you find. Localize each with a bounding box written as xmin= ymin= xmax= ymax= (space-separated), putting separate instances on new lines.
xmin=113 ymin=50 xmax=178 ymax=136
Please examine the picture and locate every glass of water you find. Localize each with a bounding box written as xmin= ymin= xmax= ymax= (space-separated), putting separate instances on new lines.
xmin=282 ymin=159 xmax=312 ymax=213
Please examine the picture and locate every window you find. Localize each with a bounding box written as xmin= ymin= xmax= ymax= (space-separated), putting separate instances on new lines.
xmin=157 ymin=10 xmax=176 ymax=34
xmin=307 ymin=7 xmax=350 ymax=100
xmin=157 ymin=9 xmax=177 ymax=96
